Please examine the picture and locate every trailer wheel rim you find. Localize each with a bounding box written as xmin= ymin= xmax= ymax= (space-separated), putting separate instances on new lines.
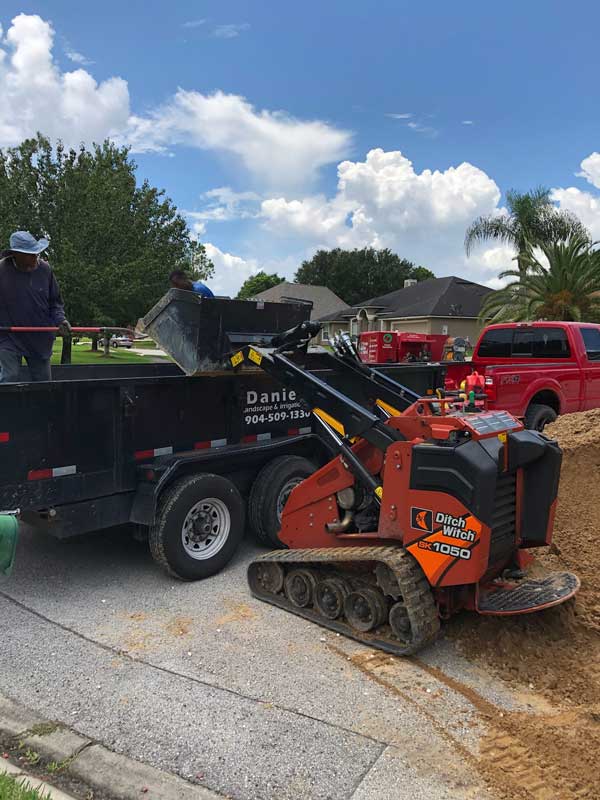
xmin=276 ymin=478 xmax=303 ymax=522
xmin=181 ymin=497 xmax=230 ymax=560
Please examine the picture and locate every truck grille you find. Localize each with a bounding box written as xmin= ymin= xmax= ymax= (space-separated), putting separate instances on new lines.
xmin=488 ymin=472 xmax=517 ymax=566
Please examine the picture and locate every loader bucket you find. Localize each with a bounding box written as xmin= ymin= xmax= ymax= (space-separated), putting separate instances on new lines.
xmin=138 ymin=290 xmax=312 ymax=374
xmin=0 ymin=515 xmax=18 ymax=576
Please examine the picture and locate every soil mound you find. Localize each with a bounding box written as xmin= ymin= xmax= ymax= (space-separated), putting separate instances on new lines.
xmin=450 ymin=409 xmax=600 ymax=706
xmin=448 ymin=410 xmax=600 ymax=798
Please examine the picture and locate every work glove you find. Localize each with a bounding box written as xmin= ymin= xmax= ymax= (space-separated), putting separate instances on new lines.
xmin=58 ymin=320 xmax=72 ymax=337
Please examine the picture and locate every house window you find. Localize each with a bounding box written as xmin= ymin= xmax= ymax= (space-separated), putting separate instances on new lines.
xmin=321 ymin=327 xmax=330 ymax=342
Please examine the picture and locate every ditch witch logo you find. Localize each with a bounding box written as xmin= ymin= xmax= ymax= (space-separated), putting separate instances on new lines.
xmin=411 ymin=507 xmax=477 ymax=542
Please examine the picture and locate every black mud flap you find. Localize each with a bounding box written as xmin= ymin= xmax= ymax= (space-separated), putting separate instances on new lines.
xmin=477 ymin=572 xmax=580 ymax=615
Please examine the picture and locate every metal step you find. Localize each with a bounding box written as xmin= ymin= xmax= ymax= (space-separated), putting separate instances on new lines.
xmin=477 ymin=571 xmax=580 ymax=615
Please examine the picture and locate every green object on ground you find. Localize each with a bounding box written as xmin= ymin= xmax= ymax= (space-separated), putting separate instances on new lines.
xmin=0 ymin=515 xmax=19 ymax=576
xmin=0 ymin=771 xmax=52 ymax=799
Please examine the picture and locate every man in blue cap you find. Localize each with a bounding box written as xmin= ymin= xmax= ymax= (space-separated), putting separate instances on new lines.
xmin=0 ymin=231 xmax=71 ymax=382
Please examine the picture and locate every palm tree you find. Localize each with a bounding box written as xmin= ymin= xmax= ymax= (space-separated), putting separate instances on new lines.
xmin=465 ymin=187 xmax=589 ymax=274
xmin=480 ymin=236 xmax=600 ymax=323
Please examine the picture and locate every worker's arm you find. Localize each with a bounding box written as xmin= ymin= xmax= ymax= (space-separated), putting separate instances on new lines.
xmin=48 ymin=271 xmax=71 ymax=333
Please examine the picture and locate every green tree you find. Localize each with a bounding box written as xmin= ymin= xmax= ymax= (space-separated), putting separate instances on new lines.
xmin=480 ymin=236 xmax=600 ymax=323
xmin=465 ymin=186 xmax=589 ymax=274
xmin=0 ymin=134 xmax=213 ymax=326
xmin=237 ymin=271 xmax=284 ymax=300
xmin=294 ymin=248 xmax=434 ymax=305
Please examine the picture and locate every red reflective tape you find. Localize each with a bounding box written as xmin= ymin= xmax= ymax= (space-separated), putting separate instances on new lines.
xmin=0 ymin=432 xmax=9 ymax=443
xmin=194 ymin=441 xmax=211 ymax=450
xmin=28 ymin=468 xmax=52 ymax=481
xmin=242 ymin=434 xmax=257 ymax=443
xmin=287 ymin=428 xmax=299 ymax=436
xmin=135 ymin=449 xmax=154 ymax=461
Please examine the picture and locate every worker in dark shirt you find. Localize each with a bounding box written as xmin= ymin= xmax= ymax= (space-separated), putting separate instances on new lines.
xmin=169 ymin=269 xmax=214 ymax=298
xmin=0 ymin=231 xmax=71 ymax=382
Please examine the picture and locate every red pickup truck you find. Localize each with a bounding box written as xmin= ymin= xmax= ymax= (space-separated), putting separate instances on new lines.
xmin=445 ymin=321 xmax=600 ymax=430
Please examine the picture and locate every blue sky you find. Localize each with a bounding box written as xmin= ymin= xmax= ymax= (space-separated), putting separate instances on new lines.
xmin=1 ymin=1 xmax=599 ymax=294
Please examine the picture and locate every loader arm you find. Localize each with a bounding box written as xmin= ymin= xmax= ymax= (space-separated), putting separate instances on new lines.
xmin=235 ymin=345 xmax=402 ymax=453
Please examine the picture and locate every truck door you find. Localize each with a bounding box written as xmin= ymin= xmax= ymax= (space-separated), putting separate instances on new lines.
xmin=578 ymin=326 xmax=600 ymax=409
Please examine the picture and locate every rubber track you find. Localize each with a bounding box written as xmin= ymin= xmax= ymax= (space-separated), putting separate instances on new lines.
xmin=248 ymin=546 xmax=441 ymax=656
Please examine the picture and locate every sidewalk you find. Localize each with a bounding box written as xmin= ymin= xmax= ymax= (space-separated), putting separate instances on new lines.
xmin=0 ymin=694 xmax=223 ymax=800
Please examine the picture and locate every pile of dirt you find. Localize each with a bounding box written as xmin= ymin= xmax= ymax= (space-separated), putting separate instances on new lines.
xmin=447 ymin=409 xmax=600 ymax=798
xmin=449 ymin=408 xmax=600 ymax=708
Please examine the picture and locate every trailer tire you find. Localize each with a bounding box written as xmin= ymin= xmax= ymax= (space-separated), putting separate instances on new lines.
xmin=249 ymin=456 xmax=317 ymax=548
xmin=150 ymin=473 xmax=244 ymax=581
xmin=524 ymin=403 xmax=557 ymax=432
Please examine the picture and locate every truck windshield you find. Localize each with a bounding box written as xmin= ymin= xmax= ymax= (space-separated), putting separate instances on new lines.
xmin=579 ymin=327 xmax=600 ymax=361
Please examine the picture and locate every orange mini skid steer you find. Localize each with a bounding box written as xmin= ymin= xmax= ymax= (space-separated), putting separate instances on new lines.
xmin=234 ymin=325 xmax=580 ymax=656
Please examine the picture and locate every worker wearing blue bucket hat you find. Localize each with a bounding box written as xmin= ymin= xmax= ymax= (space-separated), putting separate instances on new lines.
xmin=0 ymin=231 xmax=71 ymax=382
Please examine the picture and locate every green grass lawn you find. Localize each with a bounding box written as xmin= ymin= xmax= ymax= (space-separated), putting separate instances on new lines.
xmin=0 ymin=772 xmax=51 ymax=800
xmin=50 ymin=340 xmax=159 ymax=365
xmin=130 ymin=339 xmax=160 ymax=349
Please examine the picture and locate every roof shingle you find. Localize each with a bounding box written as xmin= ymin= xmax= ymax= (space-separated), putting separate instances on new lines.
xmin=319 ymin=276 xmax=492 ymax=321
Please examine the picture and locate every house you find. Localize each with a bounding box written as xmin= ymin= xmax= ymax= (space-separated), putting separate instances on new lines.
xmin=253 ymin=282 xmax=348 ymax=322
xmin=319 ymin=276 xmax=493 ymax=344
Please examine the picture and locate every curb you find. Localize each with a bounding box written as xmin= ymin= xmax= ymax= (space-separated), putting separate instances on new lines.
xmin=1 ymin=757 xmax=76 ymax=800
xmin=0 ymin=693 xmax=224 ymax=800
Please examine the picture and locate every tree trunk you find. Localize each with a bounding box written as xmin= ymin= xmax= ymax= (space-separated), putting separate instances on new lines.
xmin=91 ymin=334 xmax=98 ymax=352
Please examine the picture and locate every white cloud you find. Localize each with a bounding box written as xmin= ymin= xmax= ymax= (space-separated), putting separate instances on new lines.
xmin=0 ymin=14 xmax=130 ymax=147
xmin=64 ymin=46 xmax=94 ymax=66
xmin=462 ymin=120 xmax=474 ymax=125
xmin=577 ymin=152 xmax=600 ymax=189
xmin=204 ymin=243 xmax=259 ymax=296
xmin=385 ymin=113 xmax=413 ymax=119
xmin=212 ymin=23 xmax=250 ymax=39
xmin=182 ymin=19 xmax=206 ymax=29
xmin=127 ymin=90 xmax=351 ymax=190
xmin=261 ymin=148 xmax=503 ymax=285
xmin=187 ymin=187 xmax=261 ymax=227
xmin=546 ymin=152 xmax=600 ymax=240
xmin=551 ymin=186 xmax=600 ymax=239
xmin=0 ymin=14 xmax=349 ymax=192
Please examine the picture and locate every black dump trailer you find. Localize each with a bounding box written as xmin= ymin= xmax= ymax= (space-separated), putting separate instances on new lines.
xmin=0 ymin=294 xmax=445 ymax=580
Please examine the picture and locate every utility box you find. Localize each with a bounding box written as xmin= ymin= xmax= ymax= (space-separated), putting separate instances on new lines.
xmin=359 ymin=331 xmax=398 ymax=363
xmin=359 ymin=331 xmax=447 ymax=364
xmin=139 ymin=290 xmax=312 ymax=375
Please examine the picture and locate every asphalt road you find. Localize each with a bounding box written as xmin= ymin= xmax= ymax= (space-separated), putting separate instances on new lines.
xmin=0 ymin=525 xmax=524 ymax=799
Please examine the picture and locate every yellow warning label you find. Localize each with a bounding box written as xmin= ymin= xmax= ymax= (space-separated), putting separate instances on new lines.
xmin=248 ymin=348 xmax=263 ymax=366
xmin=375 ymin=486 xmax=383 ymax=500
xmin=497 ymin=432 xmax=507 ymax=443
xmin=230 ymin=351 xmax=244 ymax=367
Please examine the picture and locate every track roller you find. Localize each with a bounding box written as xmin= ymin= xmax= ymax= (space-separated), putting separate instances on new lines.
xmin=389 ymin=601 xmax=411 ymax=643
xmin=251 ymin=561 xmax=284 ymax=594
xmin=314 ymin=577 xmax=351 ymax=619
xmin=284 ymin=568 xmax=317 ymax=608
xmin=344 ymin=587 xmax=388 ymax=632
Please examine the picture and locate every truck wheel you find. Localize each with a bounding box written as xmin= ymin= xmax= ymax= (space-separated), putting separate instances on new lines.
xmin=249 ymin=456 xmax=317 ymax=547
xmin=149 ymin=474 xmax=244 ymax=581
xmin=524 ymin=403 xmax=557 ymax=432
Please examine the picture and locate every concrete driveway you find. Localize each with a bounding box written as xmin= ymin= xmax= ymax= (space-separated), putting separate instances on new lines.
xmin=0 ymin=526 xmax=527 ymax=799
